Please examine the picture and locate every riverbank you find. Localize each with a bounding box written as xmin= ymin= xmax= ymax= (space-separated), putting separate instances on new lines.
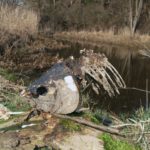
xmin=0 ymin=57 xmax=146 ymax=149
xmin=55 ymin=30 xmax=150 ymax=49
xmin=0 ymin=70 xmax=147 ymax=150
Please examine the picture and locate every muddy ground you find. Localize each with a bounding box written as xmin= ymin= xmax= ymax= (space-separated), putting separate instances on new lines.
xmin=0 ymin=75 xmax=105 ymax=150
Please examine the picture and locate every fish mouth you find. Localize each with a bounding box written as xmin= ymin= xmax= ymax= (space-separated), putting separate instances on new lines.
xmin=36 ymin=86 xmax=48 ymax=96
xmin=31 ymin=86 xmax=49 ymax=98
xmin=20 ymin=85 xmax=49 ymax=99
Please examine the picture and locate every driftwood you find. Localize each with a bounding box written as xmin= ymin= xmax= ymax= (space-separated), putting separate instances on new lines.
xmin=54 ymin=114 xmax=124 ymax=137
xmin=129 ymin=0 xmax=144 ymax=35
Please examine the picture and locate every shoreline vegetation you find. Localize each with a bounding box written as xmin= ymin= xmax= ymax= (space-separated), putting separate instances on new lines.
xmin=55 ymin=29 xmax=150 ymax=48
xmin=0 ymin=4 xmax=149 ymax=56
xmin=0 ymin=5 xmax=68 ymax=71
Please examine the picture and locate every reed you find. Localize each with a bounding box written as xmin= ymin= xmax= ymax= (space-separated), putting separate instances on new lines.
xmin=0 ymin=4 xmax=38 ymax=37
xmin=55 ymin=28 xmax=150 ymax=47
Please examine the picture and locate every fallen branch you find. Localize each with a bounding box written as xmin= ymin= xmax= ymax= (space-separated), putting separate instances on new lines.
xmin=54 ymin=114 xmax=124 ymax=137
xmin=111 ymin=123 xmax=139 ymax=129
xmin=126 ymin=131 xmax=150 ymax=136
xmin=111 ymin=119 xmax=150 ymax=129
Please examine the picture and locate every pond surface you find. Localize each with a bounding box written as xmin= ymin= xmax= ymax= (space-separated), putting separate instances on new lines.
xmin=27 ymin=40 xmax=150 ymax=114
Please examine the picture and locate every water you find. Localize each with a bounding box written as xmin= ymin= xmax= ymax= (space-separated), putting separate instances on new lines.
xmin=23 ymin=40 xmax=150 ymax=113
xmin=49 ymin=41 xmax=150 ymax=113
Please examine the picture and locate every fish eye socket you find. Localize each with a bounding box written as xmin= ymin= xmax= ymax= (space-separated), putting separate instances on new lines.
xmin=36 ymin=86 xmax=48 ymax=96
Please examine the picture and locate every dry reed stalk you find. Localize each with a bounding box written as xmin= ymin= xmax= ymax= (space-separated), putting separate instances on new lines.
xmin=55 ymin=29 xmax=150 ymax=47
xmin=0 ymin=5 xmax=38 ymax=37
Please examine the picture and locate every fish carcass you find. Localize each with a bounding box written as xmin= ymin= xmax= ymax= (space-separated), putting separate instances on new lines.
xmin=27 ymin=49 xmax=126 ymax=114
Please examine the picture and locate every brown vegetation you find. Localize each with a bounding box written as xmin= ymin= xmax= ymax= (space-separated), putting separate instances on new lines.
xmin=0 ymin=5 xmax=69 ymax=71
xmin=55 ymin=29 xmax=150 ymax=48
xmin=26 ymin=0 xmax=150 ymax=34
xmin=0 ymin=4 xmax=38 ymax=57
xmin=0 ymin=35 xmax=68 ymax=72
xmin=0 ymin=5 xmax=38 ymax=36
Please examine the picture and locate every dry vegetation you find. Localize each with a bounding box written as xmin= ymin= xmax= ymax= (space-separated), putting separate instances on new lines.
xmin=0 ymin=5 xmax=66 ymax=71
xmin=0 ymin=4 xmax=39 ymax=58
xmin=55 ymin=28 xmax=150 ymax=48
xmin=0 ymin=5 xmax=38 ymax=36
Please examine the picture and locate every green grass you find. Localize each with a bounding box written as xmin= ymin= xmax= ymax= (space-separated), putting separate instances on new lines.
xmin=0 ymin=115 xmax=22 ymax=124
xmin=83 ymin=110 xmax=110 ymax=125
xmin=60 ymin=119 xmax=81 ymax=132
xmin=0 ymin=68 xmax=31 ymax=112
xmin=133 ymin=106 xmax=150 ymax=120
xmin=83 ymin=111 xmax=101 ymax=124
xmin=0 ymin=68 xmax=17 ymax=82
xmin=100 ymin=133 xmax=141 ymax=150
xmin=1 ymin=92 xmax=31 ymax=112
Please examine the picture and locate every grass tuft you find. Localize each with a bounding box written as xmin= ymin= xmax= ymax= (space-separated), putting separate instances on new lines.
xmin=100 ymin=133 xmax=141 ymax=150
xmin=60 ymin=119 xmax=81 ymax=132
xmin=1 ymin=92 xmax=31 ymax=112
xmin=0 ymin=68 xmax=17 ymax=82
xmin=83 ymin=111 xmax=101 ymax=124
xmin=83 ymin=110 xmax=110 ymax=125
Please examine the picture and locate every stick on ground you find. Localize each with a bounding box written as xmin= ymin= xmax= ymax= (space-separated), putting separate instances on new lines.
xmin=54 ymin=114 xmax=124 ymax=137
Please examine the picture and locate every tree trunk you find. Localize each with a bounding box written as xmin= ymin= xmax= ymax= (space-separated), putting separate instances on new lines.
xmin=129 ymin=0 xmax=133 ymax=33
xmin=129 ymin=0 xmax=144 ymax=35
xmin=53 ymin=0 xmax=55 ymax=8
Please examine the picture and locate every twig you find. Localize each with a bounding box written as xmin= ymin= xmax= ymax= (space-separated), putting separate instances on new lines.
xmin=126 ymin=131 xmax=150 ymax=136
xmin=129 ymin=118 xmax=150 ymax=124
xmin=136 ymin=123 xmax=144 ymax=143
xmin=81 ymin=80 xmax=93 ymax=93
xmin=54 ymin=114 xmax=124 ymax=137
xmin=111 ymin=123 xmax=139 ymax=129
xmin=120 ymin=87 xmax=150 ymax=94
xmin=112 ymin=119 xmax=150 ymax=129
xmin=143 ymin=135 xmax=150 ymax=150
xmin=109 ymin=112 xmax=124 ymax=124
xmin=146 ymin=79 xmax=149 ymax=111
xmin=140 ymin=120 xmax=150 ymax=123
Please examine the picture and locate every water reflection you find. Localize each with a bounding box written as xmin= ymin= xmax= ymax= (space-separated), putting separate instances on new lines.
xmin=51 ymin=41 xmax=150 ymax=113
xmin=21 ymin=40 xmax=150 ymax=113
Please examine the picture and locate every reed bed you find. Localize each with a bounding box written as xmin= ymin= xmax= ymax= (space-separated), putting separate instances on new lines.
xmin=55 ymin=28 xmax=150 ymax=48
xmin=0 ymin=5 xmax=38 ymax=37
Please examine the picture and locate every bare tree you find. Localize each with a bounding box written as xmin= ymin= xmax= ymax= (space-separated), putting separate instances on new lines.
xmin=129 ymin=0 xmax=144 ymax=35
xmin=0 ymin=0 xmax=23 ymax=6
xmin=53 ymin=0 xmax=55 ymax=8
